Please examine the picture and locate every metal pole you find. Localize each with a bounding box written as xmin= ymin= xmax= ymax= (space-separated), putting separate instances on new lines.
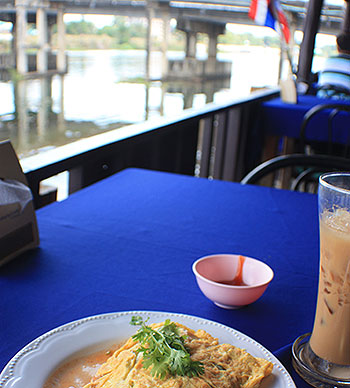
xmin=337 ymin=0 xmax=350 ymax=50
xmin=342 ymin=0 xmax=350 ymax=34
xmin=269 ymin=3 xmax=294 ymax=75
xmin=297 ymin=0 xmax=324 ymax=85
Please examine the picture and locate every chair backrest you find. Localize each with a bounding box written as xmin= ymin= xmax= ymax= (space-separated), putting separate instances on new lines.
xmin=299 ymin=103 xmax=350 ymax=156
xmin=241 ymin=153 xmax=350 ymax=192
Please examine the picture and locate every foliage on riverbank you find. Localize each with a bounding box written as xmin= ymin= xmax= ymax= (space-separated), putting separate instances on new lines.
xmin=0 ymin=16 xmax=335 ymax=55
xmin=54 ymin=17 xmax=186 ymax=51
xmin=52 ymin=26 xmax=281 ymax=52
xmin=52 ymin=17 xmax=284 ymax=51
xmin=52 ymin=32 xmax=185 ymax=51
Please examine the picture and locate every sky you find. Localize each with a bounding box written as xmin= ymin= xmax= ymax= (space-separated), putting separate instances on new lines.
xmin=64 ymin=13 xmax=114 ymax=28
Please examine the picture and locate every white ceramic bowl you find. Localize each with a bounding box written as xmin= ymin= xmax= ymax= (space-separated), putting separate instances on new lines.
xmin=192 ymin=254 xmax=274 ymax=309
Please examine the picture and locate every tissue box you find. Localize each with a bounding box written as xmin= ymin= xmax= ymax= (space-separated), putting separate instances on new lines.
xmin=0 ymin=140 xmax=39 ymax=266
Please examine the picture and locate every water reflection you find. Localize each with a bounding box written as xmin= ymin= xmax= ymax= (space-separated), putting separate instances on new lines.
xmin=0 ymin=49 xmax=279 ymax=159
xmin=2 ymin=74 xmax=231 ymax=158
xmin=4 ymin=74 xmax=128 ymax=158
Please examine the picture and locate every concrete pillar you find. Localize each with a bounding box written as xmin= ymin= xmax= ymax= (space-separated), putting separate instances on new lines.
xmin=15 ymin=4 xmax=27 ymax=74
xmin=161 ymin=11 xmax=170 ymax=78
xmin=56 ymin=7 xmax=66 ymax=73
xmin=145 ymin=6 xmax=155 ymax=82
xmin=208 ymin=33 xmax=218 ymax=59
xmin=185 ymin=31 xmax=197 ymax=59
xmin=207 ymin=32 xmax=218 ymax=74
xmin=37 ymin=6 xmax=48 ymax=73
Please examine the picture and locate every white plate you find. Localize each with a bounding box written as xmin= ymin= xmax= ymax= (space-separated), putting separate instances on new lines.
xmin=0 ymin=311 xmax=296 ymax=388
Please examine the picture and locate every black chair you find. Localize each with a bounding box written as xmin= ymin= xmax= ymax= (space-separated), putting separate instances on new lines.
xmin=241 ymin=153 xmax=350 ymax=193
xmin=299 ymin=103 xmax=350 ymax=157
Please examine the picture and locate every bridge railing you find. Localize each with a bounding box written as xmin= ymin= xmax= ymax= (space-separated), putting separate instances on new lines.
xmin=22 ymin=88 xmax=279 ymax=208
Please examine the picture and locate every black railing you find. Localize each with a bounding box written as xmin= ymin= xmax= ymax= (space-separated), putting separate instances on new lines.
xmin=22 ymin=89 xmax=279 ymax=208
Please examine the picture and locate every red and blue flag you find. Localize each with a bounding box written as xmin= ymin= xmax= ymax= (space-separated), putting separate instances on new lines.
xmin=249 ymin=0 xmax=290 ymax=43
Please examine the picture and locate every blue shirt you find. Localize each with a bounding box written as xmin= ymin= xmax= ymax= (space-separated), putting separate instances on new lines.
xmin=316 ymin=54 xmax=350 ymax=100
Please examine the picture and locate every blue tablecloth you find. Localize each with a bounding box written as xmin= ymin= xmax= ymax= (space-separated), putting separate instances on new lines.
xmin=261 ymin=95 xmax=350 ymax=144
xmin=0 ymin=168 xmax=320 ymax=387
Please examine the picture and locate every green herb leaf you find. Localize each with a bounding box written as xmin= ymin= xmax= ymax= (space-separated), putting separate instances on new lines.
xmin=130 ymin=316 xmax=204 ymax=379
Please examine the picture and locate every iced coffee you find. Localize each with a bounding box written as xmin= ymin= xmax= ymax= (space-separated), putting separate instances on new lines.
xmin=310 ymin=208 xmax=350 ymax=365
xmin=292 ymin=173 xmax=350 ymax=387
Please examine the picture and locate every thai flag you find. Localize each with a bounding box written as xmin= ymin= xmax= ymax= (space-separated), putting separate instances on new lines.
xmin=249 ymin=0 xmax=290 ymax=43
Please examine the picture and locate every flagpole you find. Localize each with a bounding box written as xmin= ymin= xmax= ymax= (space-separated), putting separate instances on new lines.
xmin=278 ymin=23 xmax=295 ymax=75
xmin=269 ymin=0 xmax=296 ymax=75
xmin=281 ymin=33 xmax=295 ymax=76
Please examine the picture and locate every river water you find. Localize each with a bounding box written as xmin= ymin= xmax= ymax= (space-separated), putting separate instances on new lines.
xmin=0 ymin=46 xmax=284 ymax=160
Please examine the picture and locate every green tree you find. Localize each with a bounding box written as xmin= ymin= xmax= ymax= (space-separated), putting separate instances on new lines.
xmin=128 ymin=22 xmax=146 ymax=38
xmin=98 ymin=16 xmax=144 ymax=44
xmin=219 ymin=31 xmax=280 ymax=47
xmin=115 ymin=19 xmax=130 ymax=44
xmin=98 ymin=25 xmax=118 ymax=38
xmin=66 ymin=20 xmax=97 ymax=35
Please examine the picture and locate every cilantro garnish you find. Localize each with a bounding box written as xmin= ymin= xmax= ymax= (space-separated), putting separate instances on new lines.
xmin=130 ymin=316 xmax=204 ymax=379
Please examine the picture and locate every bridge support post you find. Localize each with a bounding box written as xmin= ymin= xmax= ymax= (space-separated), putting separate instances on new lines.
xmin=207 ymin=31 xmax=218 ymax=73
xmin=146 ymin=4 xmax=155 ymax=82
xmin=161 ymin=11 xmax=170 ymax=78
xmin=185 ymin=31 xmax=197 ymax=58
xmin=173 ymin=18 xmax=228 ymax=80
xmin=37 ymin=5 xmax=49 ymax=73
xmin=15 ymin=1 xmax=28 ymax=74
xmin=56 ymin=7 xmax=66 ymax=73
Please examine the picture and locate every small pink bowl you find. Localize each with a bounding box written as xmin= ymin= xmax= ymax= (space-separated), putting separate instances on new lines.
xmin=192 ymin=254 xmax=274 ymax=309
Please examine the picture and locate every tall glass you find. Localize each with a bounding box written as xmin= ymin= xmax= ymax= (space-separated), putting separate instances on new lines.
xmin=293 ymin=172 xmax=350 ymax=388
